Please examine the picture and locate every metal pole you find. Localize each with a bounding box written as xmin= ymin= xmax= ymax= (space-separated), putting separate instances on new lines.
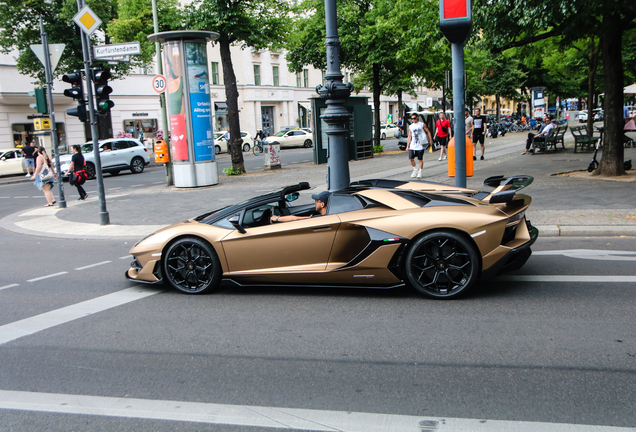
xmin=77 ymin=0 xmax=109 ymax=225
xmin=151 ymin=0 xmax=173 ymax=186
xmin=316 ymin=0 xmax=352 ymax=191
xmin=39 ymin=16 xmax=67 ymax=208
xmin=451 ymin=43 xmax=466 ymax=188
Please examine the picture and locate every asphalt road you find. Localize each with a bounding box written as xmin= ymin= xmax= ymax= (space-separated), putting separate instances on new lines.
xmin=1 ymin=168 xmax=635 ymax=431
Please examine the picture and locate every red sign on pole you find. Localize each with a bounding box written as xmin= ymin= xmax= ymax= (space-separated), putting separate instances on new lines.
xmin=439 ymin=0 xmax=472 ymax=44
xmin=444 ymin=0 xmax=467 ymax=19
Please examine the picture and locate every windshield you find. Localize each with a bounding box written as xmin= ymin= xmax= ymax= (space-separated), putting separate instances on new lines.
xmin=81 ymin=144 xmax=93 ymax=153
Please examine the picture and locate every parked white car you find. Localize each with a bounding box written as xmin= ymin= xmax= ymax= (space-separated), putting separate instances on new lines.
xmin=213 ymin=131 xmax=252 ymax=154
xmin=263 ymin=129 xmax=313 ymax=148
xmin=578 ymin=109 xmax=603 ymax=123
xmin=374 ymin=123 xmax=399 ymax=140
xmin=0 ymin=148 xmax=26 ymax=177
xmin=59 ymin=138 xmax=150 ymax=179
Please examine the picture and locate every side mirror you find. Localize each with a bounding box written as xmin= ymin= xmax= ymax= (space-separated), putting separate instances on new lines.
xmin=228 ymin=215 xmax=246 ymax=234
xmin=285 ymin=192 xmax=299 ymax=202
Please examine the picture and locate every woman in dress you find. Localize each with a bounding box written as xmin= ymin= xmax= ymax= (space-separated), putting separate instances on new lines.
xmin=31 ymin=146 xmax=57 ymax=207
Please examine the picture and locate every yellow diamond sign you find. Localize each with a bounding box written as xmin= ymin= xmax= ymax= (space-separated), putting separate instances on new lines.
xmin=73 ymin=5 xmax=102 ymax=35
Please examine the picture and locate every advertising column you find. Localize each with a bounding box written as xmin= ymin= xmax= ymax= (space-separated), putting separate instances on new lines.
xmin=151 ymin=31 xmax=219 ymax=188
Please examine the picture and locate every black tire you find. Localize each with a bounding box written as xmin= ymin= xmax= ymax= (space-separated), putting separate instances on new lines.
xmin=381 ymin=133 xmax=386 ymax=140
xmin=242 ymin=143 xmax=250 ymax=152
xmin=405 ymin=231 xmax=479 ymax=299
xmin=303 ymin=139 xmax=312 ymax=148
xmin=109 ymin=170 xmax=120 ymax=176
xmin=215 ymin=145 xmax=221 ymax=155
xmin=163 ymin=237 xmax=222 ymax=294
xmin=130 ymin=157 xmax=145 ymax=174
xmin=85 ymin=162 xmax=96 ymax=180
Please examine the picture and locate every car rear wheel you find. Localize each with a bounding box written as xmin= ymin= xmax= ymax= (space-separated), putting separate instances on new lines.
xmin=303 ymin=139 xmax=312 ymax=148
xmin=381 ymin=133 xmax=386 ymax=140
xmin=163 ymin=237 xmax=222 ymax=294
xmin=215 ymin=145 xmax=221 ymax=155
xmin=130 ymin=157 xmax=145 ymax=174
xmin=85 ymin=162 xmax=96 ymax=180
xmin=242 ymin=143 xmax=250 ymax=152
xmin=405 ymin=231 xmax=479 ymax=299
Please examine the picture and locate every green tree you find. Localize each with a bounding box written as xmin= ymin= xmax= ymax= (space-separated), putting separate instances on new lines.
xmin=0 ymin=0 xmax=121 ymax=83
xmin=474 ymin=0 xmax=636 ymax=176
xmin=184 ymin=0 xmax=291 ymax=173
xmin=107 ymin=0 xmax=184 ymax=69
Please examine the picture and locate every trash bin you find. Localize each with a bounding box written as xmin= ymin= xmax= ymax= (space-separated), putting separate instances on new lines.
xmin=264 ymin=144 xmax=281 ymax=170
xmin=447 ymin=137 xmax=473 ymax=178
xmin=154 ymin=140 xmax=169 ymax=163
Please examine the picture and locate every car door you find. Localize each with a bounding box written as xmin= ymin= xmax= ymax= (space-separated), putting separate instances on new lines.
xmin=221 ymin=203 xmax=341 ymax=276
xmin=110 ymin=140 xmax=133 ymax=167
xmin=0 ymin=150 xmax=25 ymax=176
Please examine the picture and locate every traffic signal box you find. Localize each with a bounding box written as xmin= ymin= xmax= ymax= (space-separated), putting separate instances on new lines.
xmin=92 ymin=68 xmax=114 ymax=114
xmin=62 ymin=70 xmax=87 ymax=122
xmin=28 ymin=88 xmax=48 ymax=114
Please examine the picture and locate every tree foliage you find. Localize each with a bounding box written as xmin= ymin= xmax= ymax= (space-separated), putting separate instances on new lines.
xmin=185 ymin=0 xmax=291 ymax=173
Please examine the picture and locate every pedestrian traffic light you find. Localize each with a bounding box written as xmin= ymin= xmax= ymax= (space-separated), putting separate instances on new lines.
xmin=92 ymin=67 xmax=114 ymax=114
xmin=62 ymin=70 xmax=87 ymax=122
xmin=28 ymin=88 xmax=48 ymax=114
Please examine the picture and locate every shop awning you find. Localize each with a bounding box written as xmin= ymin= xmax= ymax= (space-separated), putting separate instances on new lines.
xmin=298 ymin=101 xmax=311 ymax=111
xmin=214 ymin=102 xmax=227 ymax=110
xmin=403 ymin=103 xmax=415 ymax=111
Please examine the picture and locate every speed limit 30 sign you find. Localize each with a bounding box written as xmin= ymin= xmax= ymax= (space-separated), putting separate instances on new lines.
xmin=152 ymin=74 xmax=167 ymax=94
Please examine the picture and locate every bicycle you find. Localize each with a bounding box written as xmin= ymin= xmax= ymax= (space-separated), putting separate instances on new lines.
xmin=252 ymin=139 xmax=263 ymax=156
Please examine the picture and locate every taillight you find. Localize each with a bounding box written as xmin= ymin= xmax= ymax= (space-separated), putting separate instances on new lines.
xmin=507 ymin=210 xmax=525 ymax=226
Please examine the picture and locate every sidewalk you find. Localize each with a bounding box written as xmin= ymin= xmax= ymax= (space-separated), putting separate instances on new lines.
xmin=2 ymin=129 xmax=635 ymax=239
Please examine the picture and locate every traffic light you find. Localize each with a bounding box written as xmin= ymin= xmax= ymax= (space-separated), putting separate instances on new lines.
xmin=28 ymin=88 xmax=48 ymax=114
xmin=92 ymin=67 xmax=114 ymax=114
xmin=62 ymin=70 xmax=87 ymax=122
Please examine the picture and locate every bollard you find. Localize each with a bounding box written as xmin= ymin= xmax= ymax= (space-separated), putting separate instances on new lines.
xmin=448 ymin=136 xmax=473 ymax=178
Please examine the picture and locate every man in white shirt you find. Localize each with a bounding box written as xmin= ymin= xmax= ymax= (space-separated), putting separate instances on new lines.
xmin=407 ymin=114 xmax=433 ymax=178
xmin=522 ymin=115 xmax=554 ymax=154
xmin=465 ymin=109 xmax=474 ymax=139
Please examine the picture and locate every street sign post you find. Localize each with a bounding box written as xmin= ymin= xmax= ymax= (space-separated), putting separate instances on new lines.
xmin=93 ymin=42 xmax=141 ymax=59
xmin=152 ymin=74 xmax=167 ymax=94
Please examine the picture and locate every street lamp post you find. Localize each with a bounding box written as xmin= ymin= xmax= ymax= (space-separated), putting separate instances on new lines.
xmin=315 ymin=0 xmax=353 ymax=191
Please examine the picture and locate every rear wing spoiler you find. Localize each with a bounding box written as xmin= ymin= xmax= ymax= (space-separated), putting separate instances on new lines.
xmin=483 ymin=175 xmax=533 ymax=205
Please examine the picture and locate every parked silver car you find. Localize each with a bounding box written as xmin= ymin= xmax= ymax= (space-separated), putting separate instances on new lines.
xmin=59 ymin=138 xmax=150 ymax=179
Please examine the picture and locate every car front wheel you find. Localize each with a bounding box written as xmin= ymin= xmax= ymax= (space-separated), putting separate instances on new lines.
xmin=303 ymin=139 xmax=312 ymax=148
xmin=381 ymin=133 xmax=386 ymax=140
xmin=242 ymin=143 xmax=250 ymax=152
xmin=163 ymin=237 xmax=222 ymax=294
xmin=405 ymin=231 xmax=479 ymax=299
xmin=85 ymin=162 xmax=96 ymax=180
xmin=215 ymin=145 xmax=221 ymax=155
xmin=130 ymin=157 xmax=145 ymax=174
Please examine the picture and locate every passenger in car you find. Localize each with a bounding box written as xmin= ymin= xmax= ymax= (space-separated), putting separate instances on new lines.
xmin=270 ymin=191 xmax=330 ymax=223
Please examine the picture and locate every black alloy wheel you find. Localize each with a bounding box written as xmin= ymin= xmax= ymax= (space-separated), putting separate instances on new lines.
xmin=303 ymin=139 xmax=312 ymax=148
xmin=85 ymin=162 xmax=96 ymax=180
xmin=163 ymin=237 xmax=222 ymax=294
xmin=405 ymin=231 xmax=479 ymax=299
xmin=130 ymin=157 xmax=145 ymax=174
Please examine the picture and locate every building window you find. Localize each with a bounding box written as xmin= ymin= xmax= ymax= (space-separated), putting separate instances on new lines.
xmin=211 ymin=62 xmax=219 ymax=85
xmin=273 ymin=66 xmax=279 ymax=86
xmin=254 ymin=64 xmax=261 ymax=86
xmin=303 ymin=69 xmax=309 ymax=87
xmin=321 ymin=71 xmax=326 ymax=86
xmin=296 ymin=72 xmax=301 ymax=87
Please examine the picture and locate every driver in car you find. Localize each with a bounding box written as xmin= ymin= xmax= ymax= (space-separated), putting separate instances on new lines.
xmin=270 ymin=191 xmax=330 ymax=223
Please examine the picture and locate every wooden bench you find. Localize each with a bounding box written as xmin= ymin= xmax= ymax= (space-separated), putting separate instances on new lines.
xmin=570 ymin=125 xmax=599 ymax=152
xmin=532 ymin=125 xmax=566 ymax=153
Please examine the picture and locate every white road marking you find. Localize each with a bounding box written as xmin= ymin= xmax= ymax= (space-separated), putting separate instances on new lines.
xmin=0 ymin=286 xmax=161 ymax=345
xmin=498 ymin=275 xmax=636 ymax=283
xmin=14 ymin=196 xmax=30 ymax=198
xmin=119 ymin=255 xmax=133 ymax=260
xmin=533 ymin=249 xmax=636 ymax=261
xmin=75 ymin=260 xmax=111 ymax=271
xmin=27 ymin=272 xmax=68 ymax=283
xmin=0 ymin=284 xmax=19 ymax=291
xmin=0 ymin=390 xmax=630 ymax=432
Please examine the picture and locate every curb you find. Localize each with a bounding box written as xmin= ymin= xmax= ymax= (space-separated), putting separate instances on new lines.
xmin=535 ymin=225 xmax=636 ymax=237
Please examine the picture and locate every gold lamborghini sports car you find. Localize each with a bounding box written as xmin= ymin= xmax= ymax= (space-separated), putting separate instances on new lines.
xmin=126 ymin=176 xmax=538 ymax=299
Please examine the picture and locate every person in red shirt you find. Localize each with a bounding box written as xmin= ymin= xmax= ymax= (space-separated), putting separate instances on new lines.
xmin=434 ymin=112 xmax=451 ymax=161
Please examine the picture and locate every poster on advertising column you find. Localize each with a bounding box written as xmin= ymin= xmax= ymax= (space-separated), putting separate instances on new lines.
xmin=186 ymin=42 xmax=214 ymax=162
xmin=163 ymin=42 xmax=189 ymax=161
